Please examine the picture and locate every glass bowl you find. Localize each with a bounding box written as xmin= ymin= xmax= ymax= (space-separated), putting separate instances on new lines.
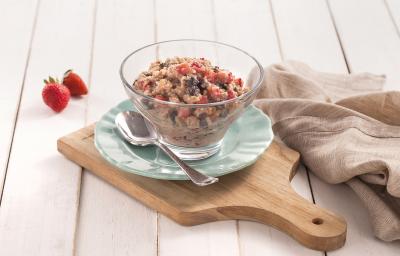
xmin=120 ymin=39 xmax=264 ymax=160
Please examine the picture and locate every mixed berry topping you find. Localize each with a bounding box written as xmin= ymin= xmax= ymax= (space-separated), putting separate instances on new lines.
xmin=133 ymin=57 xmax=248 ymax=104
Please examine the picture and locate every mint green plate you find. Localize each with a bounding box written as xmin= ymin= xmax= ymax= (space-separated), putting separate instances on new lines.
xmin=94 ymin=100 xmax=273 ymax=180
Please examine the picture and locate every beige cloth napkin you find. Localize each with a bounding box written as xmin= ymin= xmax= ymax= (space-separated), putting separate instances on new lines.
xmin=251 ymin=61 xmax=400 ymax=241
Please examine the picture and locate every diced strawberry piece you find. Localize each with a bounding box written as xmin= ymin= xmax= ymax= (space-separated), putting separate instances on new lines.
xmin=213 ymin=89 xmax=221 ymax=98
xmin=191 ymin=62 xmax=205 ymax=75
xmin=227 ymin=89 xmax=236 ymax=99
xmin=191 ymin=62 xmax=201 ymax=68
xmin=155 ymin=95 xmax=167 ymax=101
xmin=197 ymin=95 xmax=208 ymax=104
xmin=143 ymin=83 xmax=151 ymax=91
xmin=226 ymin=72 xmax=234 ymax=84
xmin=178 ymin=108 xmax=190 ymax=118
xmin=216 ymin=71 xmax=227 ymax=83
xmin=234 ymin=78 xmax=243 ymax=86
xmin=138 ymin=80 xmax=144 ymax=89
xmin=176 ymin=63 xmax=191 ymax=75
xmin=208 ymin=87 xmax=221 ymax=99
xmin=138 ymin=80 xmax=151 ymax=91
xmin=215 ymin=71 xmax=233 ymax=83
xmin=205 ymin=71 xmax=217 ymax=83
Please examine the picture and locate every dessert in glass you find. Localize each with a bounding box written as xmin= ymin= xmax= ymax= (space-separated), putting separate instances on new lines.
xmin=120 ymin=39 xmax=264 ymax=160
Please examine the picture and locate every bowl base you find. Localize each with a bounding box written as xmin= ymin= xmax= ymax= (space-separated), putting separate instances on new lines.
xmin=161 ymin=139 xmax=222 ymax=161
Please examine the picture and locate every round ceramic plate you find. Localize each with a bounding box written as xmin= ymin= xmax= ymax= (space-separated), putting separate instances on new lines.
xmin=94 ymin=100 xmax=273 ymax=180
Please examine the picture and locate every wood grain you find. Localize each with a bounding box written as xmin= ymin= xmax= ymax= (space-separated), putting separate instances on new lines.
xmin=0 ymin=0 xmax=95 ymax=255
xmin=0 ymin=0 xmax=38 ymax=198
xmin=155 ymin=1 xmax=240 ymax=255
xmin=74 ymin=0 xmax=158 ymax=255
xmin=319 ymin=0 xmax=400 ymax=254
xmin=269 ymin=1 xmax=349 ymax=255
xmin=272 ymin=0 xmax=400 ymax=254
xmin=58 ymin=125 xmax=347 ymax=251
xmin=213 ymin=1 xmax=322 ymax=254
xmin=386 ymin=0 xmax=400 ymax=35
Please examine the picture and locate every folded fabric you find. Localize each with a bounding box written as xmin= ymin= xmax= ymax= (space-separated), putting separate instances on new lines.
xmin=252 ymin=61 xmax=400 ymax=241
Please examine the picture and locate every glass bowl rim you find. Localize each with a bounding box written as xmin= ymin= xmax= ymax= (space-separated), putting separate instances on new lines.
xmin=119 ymin=39 xmax=264 ymax=108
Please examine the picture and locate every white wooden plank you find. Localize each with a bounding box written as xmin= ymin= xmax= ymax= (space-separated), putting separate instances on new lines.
xmin=271 ymin=0 xmax=347 ymax=73
xmin=214 ymin=0 xmax=281 ymax=65
xmin=214 ymin=0 xmax=320 ymax=255
xmin=0 ymin=0 xmax=95 ymax=255
xmin=386 ymin=0 xmax=400 ymax=35
xmin=155 ymin=0 xmax=240 ymax=255
xmin=311 ymin=176 xmax=400 ymax=255
xmin=75 ymin=0 xmax=157 ymax=255
xmin=160 ymin=218 xmax=239 ymax=256
xmin=386 ymin=0 xmax=400 ymax=32
xmin=273 ymin=0 xmax=400 ymax=254
xmin=270 ymin=2 xmax=353 ymax=255
xmin=329 ymin=0 xmax=400 ymax=90
xmin=0 ymin=0 xmax=38 ymax=196
xmin=318 ymin=0 xmax=400 ymax=254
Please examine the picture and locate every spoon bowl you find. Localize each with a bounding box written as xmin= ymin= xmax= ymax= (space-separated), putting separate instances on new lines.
xmin=115 ymin=111 xmax=157 ymax=146
xmin=115 ymin=111 xmax=219 ymax=186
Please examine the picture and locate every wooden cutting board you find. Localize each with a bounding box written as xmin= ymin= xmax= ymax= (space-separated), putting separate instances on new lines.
xmin=57 ymin=124 xmax=346 ymax=251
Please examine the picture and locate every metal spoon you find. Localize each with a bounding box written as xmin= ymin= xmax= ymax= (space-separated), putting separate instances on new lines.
xmin=115 ymin=111 xmax=219 ymax=186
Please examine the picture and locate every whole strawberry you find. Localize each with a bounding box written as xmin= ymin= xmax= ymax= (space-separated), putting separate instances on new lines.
xmin=42 ymin=77 xmax=70 ymax=112
xmin=63 ymin=69 xmax=88 ymax=96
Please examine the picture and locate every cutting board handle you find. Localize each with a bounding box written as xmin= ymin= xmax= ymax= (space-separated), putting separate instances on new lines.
xmin=219 ymin=188 xmax=346 ymax=251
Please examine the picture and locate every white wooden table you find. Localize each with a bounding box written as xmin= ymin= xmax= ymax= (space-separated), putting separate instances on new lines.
xmin=1 ymin=0 xmax=400 ymax=255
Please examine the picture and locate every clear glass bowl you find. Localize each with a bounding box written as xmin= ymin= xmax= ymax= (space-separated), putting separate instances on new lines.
xmin=120 ymin=39 xmax=264 ymax=160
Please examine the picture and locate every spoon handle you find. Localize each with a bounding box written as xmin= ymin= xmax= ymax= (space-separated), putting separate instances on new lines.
xmin=156 ymin=142 xmax=219 ymax=186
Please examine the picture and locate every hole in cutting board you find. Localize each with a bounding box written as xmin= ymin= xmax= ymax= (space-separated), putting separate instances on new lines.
xmin=312 ymin=218 xmax=324 ymax=225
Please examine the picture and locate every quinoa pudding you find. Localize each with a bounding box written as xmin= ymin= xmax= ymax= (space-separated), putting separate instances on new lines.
xmin=132 ymin=57 xmax=249 ymax=148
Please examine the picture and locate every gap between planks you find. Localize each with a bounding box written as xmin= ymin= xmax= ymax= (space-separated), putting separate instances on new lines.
xmin=325 ymin=0 xmax=351 ymax=73
xmin=383 ymin=0 xmax=400 ymax=39
xmin=210 ymin=0 xmax=242 ymax=254
xmin=0 ymin=0 xmax=41 ymax=204
xmin=72 ymin=0 xmax=99 ymax=255
xmin=269 ymin=0 xmax=321 ymax=231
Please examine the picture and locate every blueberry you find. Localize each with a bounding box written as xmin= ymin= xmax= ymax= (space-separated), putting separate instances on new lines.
xmin=217 ymin=83 xmax=227 ymax=90
xmin=186 ymin=77 xmax=201 ymax=96
xmin=187 ymin=86 xmax=200 ymax=96
xmin=188 ymin=77 xmax=200 ymax=87
xmin=220 ymin=109 xmax=228 ymax=118
xmin=169 ymin=109 xmax=178 ymax=123
xmin=142 ymin=98 xmax=154 ymax=109
xmin=197 ymin=78 xmax=207 ymax=93
xmin=199 ymin=113 xmax=208 ymax=127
